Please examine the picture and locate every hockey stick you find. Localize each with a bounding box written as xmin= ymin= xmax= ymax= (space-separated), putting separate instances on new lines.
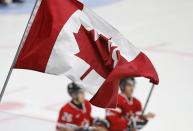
xmin=142 ymin=84 xmax=155 ymax=115
xmin=0 ymin=0 xmax=40 ymax=102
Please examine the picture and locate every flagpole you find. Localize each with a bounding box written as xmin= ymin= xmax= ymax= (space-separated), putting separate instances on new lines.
xmin=142 ymin=84 xmax=155 ymax=115
xmin=0 ymin=0 xmax=40 ymax=102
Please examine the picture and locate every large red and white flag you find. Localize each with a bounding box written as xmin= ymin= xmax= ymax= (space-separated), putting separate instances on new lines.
xmin=15 ymin=0 xmax=159 ymax=108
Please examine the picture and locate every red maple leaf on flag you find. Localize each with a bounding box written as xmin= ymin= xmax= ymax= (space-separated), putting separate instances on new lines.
xmin=73 ymin=25 xmax=115 ymax=80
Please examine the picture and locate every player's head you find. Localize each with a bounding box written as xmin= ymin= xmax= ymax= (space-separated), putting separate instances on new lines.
xmin=119 ymin=77 xmax=136 ymax=97
xmin=67 ymin=82 xmax=85 ymax=103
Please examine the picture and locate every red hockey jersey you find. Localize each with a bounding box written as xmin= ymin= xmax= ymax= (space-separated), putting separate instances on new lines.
xmin=57 ymin=100 xmax=92 ymax=129
xmin=106 ymin=93 xmax=142 ymax=131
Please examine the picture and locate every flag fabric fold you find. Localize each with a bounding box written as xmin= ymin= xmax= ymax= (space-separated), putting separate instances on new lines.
xmin=15 ymin=0 xmax=159 ymax=108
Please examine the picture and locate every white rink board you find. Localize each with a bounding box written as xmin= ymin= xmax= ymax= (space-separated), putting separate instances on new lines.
xmin=0 ymin=0 xmax=193 ymax=131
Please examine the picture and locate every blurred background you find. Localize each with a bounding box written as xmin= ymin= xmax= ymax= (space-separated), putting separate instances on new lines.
xmin=0 ymin=0 xmax=193 ymax=131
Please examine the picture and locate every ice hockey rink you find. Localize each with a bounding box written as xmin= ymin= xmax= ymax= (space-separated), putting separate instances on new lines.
xmin=0 ymin=0 xmax=193 ymax=130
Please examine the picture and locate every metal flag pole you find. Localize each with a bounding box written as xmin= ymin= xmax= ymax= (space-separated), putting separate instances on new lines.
xmin=142 ymin=84 xmax=155 ymax=115
xmin=0 ymin=0 xmax=40 ymax=102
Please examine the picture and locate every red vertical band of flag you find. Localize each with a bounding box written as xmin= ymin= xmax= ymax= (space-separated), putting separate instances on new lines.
xmin=15 ymin=0 xmax=83 ymax=71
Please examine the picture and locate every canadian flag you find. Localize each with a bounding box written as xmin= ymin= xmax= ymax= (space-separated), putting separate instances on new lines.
xmin=15 ymin=0 xmax=159 ymax=108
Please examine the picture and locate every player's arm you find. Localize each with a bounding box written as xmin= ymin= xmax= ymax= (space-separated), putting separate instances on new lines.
xmin=129 ymin=101 xmax=155 ymax=130
xmin=127 ymin=100 xmax=149 ymax=130
xmin=138 ymin=98 xmax=156 ymax=120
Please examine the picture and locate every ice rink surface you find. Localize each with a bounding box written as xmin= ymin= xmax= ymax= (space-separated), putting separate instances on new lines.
xmin=0 ymin=0 xmax=193 ymax=130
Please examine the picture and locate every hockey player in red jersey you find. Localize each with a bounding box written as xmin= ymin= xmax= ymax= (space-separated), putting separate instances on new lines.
xmin=56 ymin=82 xmax=92 ymax=131
xmin=106 ymin=78 xmax=155 ymax=131
xmin=56 ymin=82 xmax=109 ymax=131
